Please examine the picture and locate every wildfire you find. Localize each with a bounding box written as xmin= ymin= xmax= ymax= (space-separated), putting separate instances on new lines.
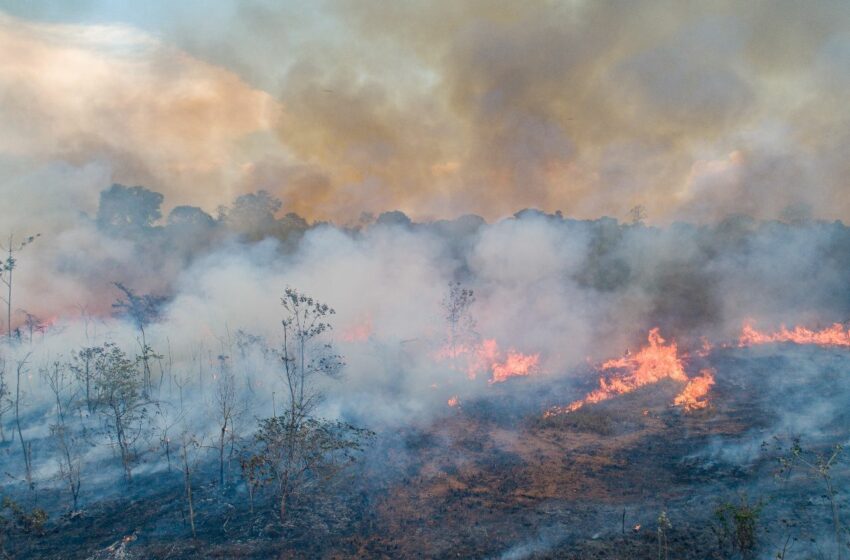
xmin=739 ymin=322 xmax=850 ymax=348
xmin=341 ymin=316 xmax=373 ymax=342
xmin=546 ymin=328 xmax=714 ymax=417
xmin=490 ymin=350 xmax=540 ymax=384
xmin=672 ymin=369 xmax=715 ymax=411
xmin=436 ymin=338 xmax=538 ymax=383
xmin=447 ymin=396 xmax=460 ymax=407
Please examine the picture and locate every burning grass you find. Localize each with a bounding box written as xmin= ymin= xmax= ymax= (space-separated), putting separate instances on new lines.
xmin=739 ymin=322 xmax=850 ymax=348
xmin=545 ymin=328 xmax=716 ymax=418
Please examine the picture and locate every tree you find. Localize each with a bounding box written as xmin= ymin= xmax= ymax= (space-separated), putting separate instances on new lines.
xmin=214 ymin=354 xmax=239 ymax=488
xmin=0 ymin=234 xmax=40 ymax=342
xmin=166 ymin=206 xmax=217 ymax=253
xmin=167 ymin=205 xmax=215 ymax=229
xmin=0 ymin=357 xmax=10 ymax=442
xmin=220 ymin=190 xmax=282 ymax=241
xmin=242 ymin=289 xmax=373 ymax=524
xmin=70 ymin=346 xmax=105 ymax=413
xmin=112 ymin=283 xmax=164 ymax=396
xmin=13 ymin=354 xmax=33 ymax=489
xmin=179 ymin=431 xmax=203 ymax=540
xmin=657 ymin=510 xmax=671 ymax=560
xmin=153 ymin=400 xmax=183 ymax=472
xmin=375 ymin=210 xmax=412 ymax=228
xmin=42 ymin=360 xmax=82 ymax=511
xmin=629 ymin=205 xmax=647 ymax=226
xmin=19 ymin=312 xmax=46 ymax=346
xmin=279 ymin=288 xmax=342 ymax=418
xmin=96 ymin=184 xmax=164 ymax=233
xmin=247 ymin=414 xmax=372 ymax=525
xmin=93 ymin=343 xmax=150 ymax=481
xmin=442 ymin=280 xmax=476 ymax=356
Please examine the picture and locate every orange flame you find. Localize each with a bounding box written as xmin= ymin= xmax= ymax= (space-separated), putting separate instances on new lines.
xmin=436 ymin=338 xmax=538 ymax=383
xmin=673 ymin=369 xmax=715 ymax=411
xmin=546 ymin=328 xmax=713 ymax=417
xmin=447 ymin=396 xmax=460 ymax=407
xmin=489 ymin=350 xmax=540 ymax=384
xmin=341 ymin=316 xmax=373 ymax=342
xmin=739 ymin=322 xmax=850 ymax=348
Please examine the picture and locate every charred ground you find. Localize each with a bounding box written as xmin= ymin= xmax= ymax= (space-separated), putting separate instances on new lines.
xmin=4 ymin=344 xmax=848 ymax=559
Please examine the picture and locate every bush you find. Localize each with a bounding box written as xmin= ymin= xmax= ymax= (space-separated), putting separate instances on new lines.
xmin=712 ymin=494 xmax=762 ymax=558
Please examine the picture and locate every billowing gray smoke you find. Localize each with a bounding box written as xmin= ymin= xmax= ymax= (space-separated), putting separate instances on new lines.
xmin=13 ymin=185 xmax=850 ymax=420
xmin=7 ymin=185 xmax=850 ymax=431
xmin=1 ymin=184 xmax=849 ymax=559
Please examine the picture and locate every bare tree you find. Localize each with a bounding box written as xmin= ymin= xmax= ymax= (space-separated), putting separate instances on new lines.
xmin=13 ymin=353 xmax=33 ymax=489
xmin=19 ymin=312 xmax=45 ymax=346
xmin=214 ymin=354 xmax=238 ymax=489
xmin=442 ymin=280 xmax=476 ymax=355
xmin=0 ymin=357 xmax=10 ymax=442
xmin=153 ymin=401 xmax=183 ymax=472
xmin=240 ymin=453 xmax=266 ymax=515
xmin=280 ymin=288 xmax=342 ymax=423
xmin=42 ymin=360 xmax=82 ymax=511
xmin=0 ymin=234 xmax=40 ymax=343
xmin=70 ymin=346 xmax=105 ymax=414
xmin=93 ymin=343 xmax=150 ymax=481
xmin=179 ymin=431 xmax=203 ymax=540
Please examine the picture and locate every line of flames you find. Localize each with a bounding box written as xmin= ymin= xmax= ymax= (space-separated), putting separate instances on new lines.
xmin=739 ymin=322 xmax=850 ymax=348
xmin=343 ymin=314 xmax=850 ymax=415
xmin=545 ymin=328 xmax=715 ymax=417
xmin=436 ymin=338 xmax=540 ymax=384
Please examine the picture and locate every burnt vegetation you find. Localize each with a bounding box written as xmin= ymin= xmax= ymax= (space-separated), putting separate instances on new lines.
xmin=1 ymin=185 xmax=850 ymax=558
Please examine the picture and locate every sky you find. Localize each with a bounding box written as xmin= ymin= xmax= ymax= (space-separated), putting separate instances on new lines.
xmin=2 ymin=0 xmax=850 ymax=224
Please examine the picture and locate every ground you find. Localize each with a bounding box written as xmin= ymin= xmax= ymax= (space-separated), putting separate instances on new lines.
xmin=3 ymin=345 xmax=848 ymax=559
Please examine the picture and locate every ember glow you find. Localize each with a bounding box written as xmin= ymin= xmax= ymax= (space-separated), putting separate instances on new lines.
xmin=739 ymin=322 xmax=850 ymax=348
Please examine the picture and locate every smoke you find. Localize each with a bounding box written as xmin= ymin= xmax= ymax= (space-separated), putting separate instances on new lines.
xmin=7 ymin=186 xmax=850 ymax=435
xmin=2 ymin=4 xmax=850 ymax=555
xmin=2 ymin=2 xmax=850 ymax=223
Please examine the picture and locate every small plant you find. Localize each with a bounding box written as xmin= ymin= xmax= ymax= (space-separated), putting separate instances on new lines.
xmin=713 ymin=493 xmax=763 ymax=558
xmin=1 ymin=496 xmax=47 ymax=535
xmin=776 ymin=437 xmax=847 ymax=560
xmin=657 ymin=510 xmax=671 ymax=560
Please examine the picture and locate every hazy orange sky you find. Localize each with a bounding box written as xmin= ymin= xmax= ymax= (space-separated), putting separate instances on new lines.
xmin=2 ymin=1 xmax=850 ymax=225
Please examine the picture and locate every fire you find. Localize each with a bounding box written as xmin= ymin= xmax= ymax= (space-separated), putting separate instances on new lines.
xmin=447 ymin=396 xmax=459 ymax=407
xmin=341 ymin=316 xmax=373 ymax=342
xmin=489 ymin=350 xmax=540 ymax=384
xmin=546 ymin=328 xmax=713 ymax=417
xmin=436 ymin=338 xmax=538 ymax=383
xmin=559 ymin=328 xmax=686 ymax=413
xmin=739 ymin=322 xmax=850 ymax=348
xmin=673 ymin=369 xmax=715 ymax=411
xmin=436 ymin=338 xmax=499 ymax=379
